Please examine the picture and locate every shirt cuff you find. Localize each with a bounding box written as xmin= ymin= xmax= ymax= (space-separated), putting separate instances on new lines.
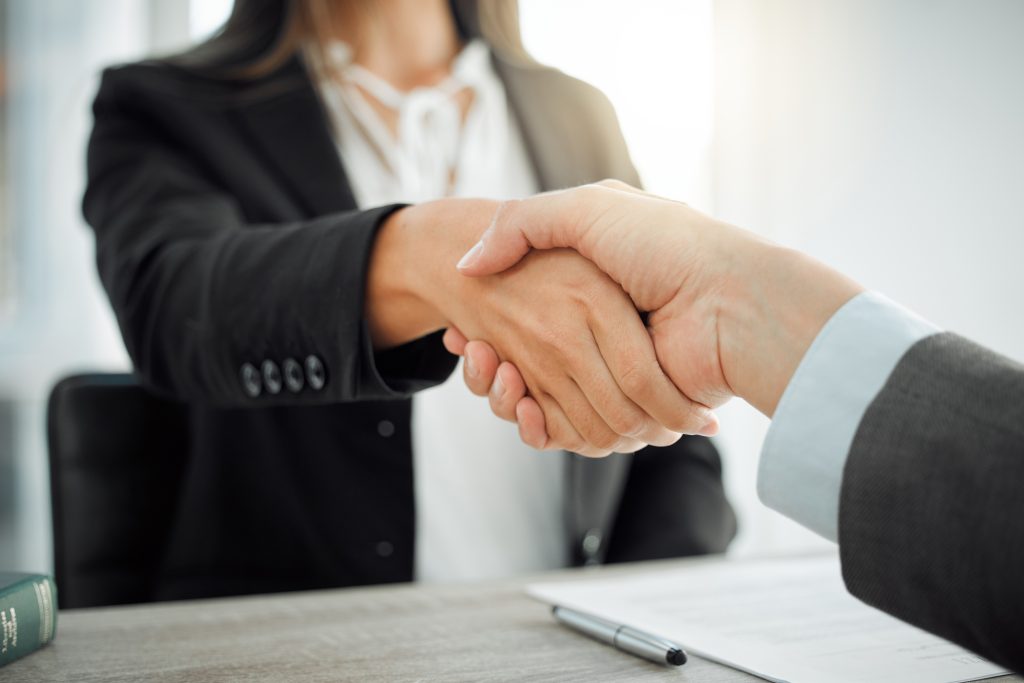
xmin=757 ymin=291 xmax=940 ymax=541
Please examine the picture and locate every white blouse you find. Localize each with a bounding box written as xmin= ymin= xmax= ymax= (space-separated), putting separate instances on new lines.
xmin=310 ymin=39 xmax=568 ymax=582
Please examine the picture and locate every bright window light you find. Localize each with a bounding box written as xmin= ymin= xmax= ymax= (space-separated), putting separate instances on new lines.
xmin=519 ymin=0 xmax=714 ymax=208
xmin=186 ymin=1 xmax=714 ymax=206
xmin=190 ymin=0 xmax=234 ymax=41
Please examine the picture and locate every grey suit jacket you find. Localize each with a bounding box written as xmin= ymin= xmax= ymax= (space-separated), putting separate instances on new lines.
xmin=839 ymin=332 xmax=1024 ymax=670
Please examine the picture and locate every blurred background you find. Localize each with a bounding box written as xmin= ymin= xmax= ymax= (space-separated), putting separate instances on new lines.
xmin=1 ymin=0 xmax=1022 ymax=573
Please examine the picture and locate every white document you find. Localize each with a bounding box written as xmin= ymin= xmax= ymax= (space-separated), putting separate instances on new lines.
xmin=527 ymin=555 xmax=1010 ymax=683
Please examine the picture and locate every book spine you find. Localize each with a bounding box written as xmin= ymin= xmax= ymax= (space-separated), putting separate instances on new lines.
xmin=0 ymin=576 xmax=57 ymax=668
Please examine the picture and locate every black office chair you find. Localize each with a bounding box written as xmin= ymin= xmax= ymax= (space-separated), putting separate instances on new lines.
xmin=47 ymin=373 xmax=188 ymax=608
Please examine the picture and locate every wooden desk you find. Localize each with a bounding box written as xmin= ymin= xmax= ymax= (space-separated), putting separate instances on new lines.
xmin=3 ymin=559 xmax=1020 ymax=682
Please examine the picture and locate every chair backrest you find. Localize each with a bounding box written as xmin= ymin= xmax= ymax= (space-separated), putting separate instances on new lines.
xmin=47 ymin=374 xmax=188 ymax=608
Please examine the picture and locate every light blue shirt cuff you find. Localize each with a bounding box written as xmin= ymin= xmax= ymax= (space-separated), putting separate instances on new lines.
xmin=757 ymin=291 xmax=941 ymax=541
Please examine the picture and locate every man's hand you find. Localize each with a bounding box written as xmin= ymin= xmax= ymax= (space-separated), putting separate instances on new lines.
xmin=368 ymin=198 xmax=718 ymax=457
xmin=449 ymin=181 xmax=864 ymax=449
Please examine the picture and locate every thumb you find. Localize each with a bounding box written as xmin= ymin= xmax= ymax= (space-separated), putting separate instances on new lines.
xmin=456 ymin=200 xmax=533 ymax=276
xmin=456 ymin=193 xmax=582 ymax=276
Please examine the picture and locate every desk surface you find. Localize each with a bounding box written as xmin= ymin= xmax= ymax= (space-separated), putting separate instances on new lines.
xmin=3 ymin=558 xmax=1020 ymax=682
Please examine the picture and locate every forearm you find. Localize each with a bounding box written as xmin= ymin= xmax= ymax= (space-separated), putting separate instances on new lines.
xmin=366 ymin=199 xmax=501 ymax=349
xmin=718 ymin=241 xmax=864 ymax=416
xmin=99 ymin=205 xmax=417 ymax=406
xmin=364 ymin=204 xmax=444 ymax=348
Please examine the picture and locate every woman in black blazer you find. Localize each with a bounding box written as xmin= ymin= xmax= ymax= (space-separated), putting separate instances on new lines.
xmin=83 ymin=0 xmax=735 ymax=600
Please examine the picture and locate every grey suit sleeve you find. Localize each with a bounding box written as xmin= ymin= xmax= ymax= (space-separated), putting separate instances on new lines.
xmin=839 ymin=332 xmax=1024 ymax=672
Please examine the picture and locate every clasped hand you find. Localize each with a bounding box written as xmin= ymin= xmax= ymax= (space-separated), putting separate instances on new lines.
xmin=442 ymin=181 xmax=740 ymax=455
xmin=440 ymin=244 xmax=714 ymax=457
xmin=368 ymin=194 xmax=718 ymax=457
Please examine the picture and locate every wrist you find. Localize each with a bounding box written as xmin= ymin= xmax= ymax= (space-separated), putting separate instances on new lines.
xmin=366 ymin=199 xmax=499 ymax=348
xmin=718 ymin=240 xmax=863 ymax=416
xmin=365 ymin=205 xmax=444 ymax=348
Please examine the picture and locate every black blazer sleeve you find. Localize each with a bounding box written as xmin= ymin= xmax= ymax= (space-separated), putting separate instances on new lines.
xmin=83 ymin=68 xmax=457 ymax=406
xmin=838 ymin=332 xmax=1024 ymax=671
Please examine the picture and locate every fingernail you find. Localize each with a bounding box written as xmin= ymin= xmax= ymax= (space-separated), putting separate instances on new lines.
xmin=491 ymin=374 xmax=506 ymax=400
xmin=697 ymin=412 xmax=719 ymax=437
xmin=457 ymin=241 xmax=484 ymax=270
xmin=465 ymin=355 xmax=478 ymax=379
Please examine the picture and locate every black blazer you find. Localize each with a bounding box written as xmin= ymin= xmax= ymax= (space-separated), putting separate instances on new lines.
xmin=83 ymin=49 xmax=736 ymax=601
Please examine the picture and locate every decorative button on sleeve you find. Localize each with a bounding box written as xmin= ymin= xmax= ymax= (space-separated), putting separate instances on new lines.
xmin=283 ymin=358 xmax=304 ymax=393
xmin=305 ymin=355 xmax=326 ymax=391
xmin=240 ymin=363 xmax=262 ymax=398
xmin=262 ymin=360 xmax=282 ymax=395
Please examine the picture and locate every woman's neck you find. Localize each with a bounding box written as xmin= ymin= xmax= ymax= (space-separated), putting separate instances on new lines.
xmin=336 ymin=0 xmax=462 ymax=91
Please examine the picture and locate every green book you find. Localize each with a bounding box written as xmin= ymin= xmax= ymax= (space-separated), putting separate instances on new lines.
xmin=0 ymin=573 xmax=57 ymax=668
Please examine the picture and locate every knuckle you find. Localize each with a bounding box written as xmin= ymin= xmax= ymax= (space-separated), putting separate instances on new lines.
xmin=597 ymin=178 xmax=628 ymax=191
xmin=488 ymin=198 xmax=523 ymax=236
xmin=573 ymin=184 xmax=607 ymax=211
xmin=534 ymin=320 xmax=569 ymax=353
xmin=578 ymin=183 xmax=605 ymax=201
xmin=589 ymin=429 xmax=620 ymax=452
xmin=574 ymin=277 xmax=612 ymax=312
xmin=575 ymin=413 xmax=621 ymax=451
xmin=606 ymin=404 xmax=646 ymax=438
xmin=618 ymin=361 xmax=655 ymax=400
xmin=664 ymin=404 xmax=705 ymax=434
xmin=614 ymin=437 xmax=646 ymax=454
xmin=565 ymin=441 xmax=589 ymax=455
xmin=559 ymin=430 xmax=591 ymax=455
xmin=650 ymin=428 xmax=684 ymax=447
xmin=547 ymin=421 xmax=581 ymax=453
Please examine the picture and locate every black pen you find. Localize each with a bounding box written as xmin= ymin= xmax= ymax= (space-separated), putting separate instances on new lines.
xmin=552 ymin=606 xmax=688 ymax=667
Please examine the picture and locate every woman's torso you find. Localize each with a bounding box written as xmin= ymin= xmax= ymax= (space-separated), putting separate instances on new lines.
xmin=311 ymin=39 xmax=569 ymax=582
xmin=82 ymin=47 xmax=735 ymax=602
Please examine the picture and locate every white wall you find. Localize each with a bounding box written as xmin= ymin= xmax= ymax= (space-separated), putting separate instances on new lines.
xmin=0 ymin=0 xmax=153 ymax=572
xmin=525 ymin=0 xmax=1024 ymax=557
xmin=0 ymin=0 xmax=213 ymax=575
xmin=520 ymin=0 xmax=715 ymax=207
xmin=712 ymin=0 xmax=1024 ymax=553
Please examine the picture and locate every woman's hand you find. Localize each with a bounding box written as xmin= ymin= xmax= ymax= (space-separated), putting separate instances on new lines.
xmin=365 ymin=198 xmax=717 ymax=457
xmin=442 ymin=325 xmax=557 ymax=449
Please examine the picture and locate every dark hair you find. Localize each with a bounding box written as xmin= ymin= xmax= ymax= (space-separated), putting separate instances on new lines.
xmin=172 ymin=0 xmax=528 ymax=79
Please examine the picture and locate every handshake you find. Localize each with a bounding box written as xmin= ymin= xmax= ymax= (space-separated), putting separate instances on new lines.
xmin=373 ymin=181 xmax=1024 ymax=672
xmin=373 ymin=180 xmax=863 ymax=457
